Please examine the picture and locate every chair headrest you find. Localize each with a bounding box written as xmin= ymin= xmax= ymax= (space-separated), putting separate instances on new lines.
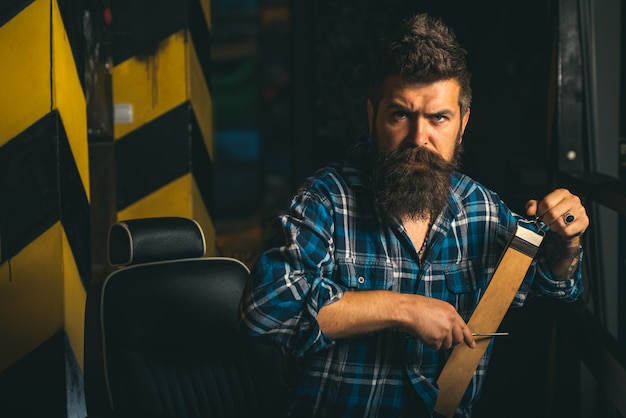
xmin=108 ymin=217 xmax=206 ymax=266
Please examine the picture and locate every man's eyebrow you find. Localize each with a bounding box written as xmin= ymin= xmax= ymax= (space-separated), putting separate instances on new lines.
xmin=426 ymin=108 xmax=455 ymax=117
xmin=387 ymin=102 xmax=413 ymax=111
xmin=386 ymin=102 xmax=456 ymax=116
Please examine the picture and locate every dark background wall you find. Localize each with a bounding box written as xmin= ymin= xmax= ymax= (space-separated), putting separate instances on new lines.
xmin=303 ymin=0 xmax=554 ymax=214
xmin=212 ymin=1 xmax=562 ymax=416
xmin=294 ymin=2 xmax=557 ymax=416
xmin=214 ymin=0 xmax=557 ymax=227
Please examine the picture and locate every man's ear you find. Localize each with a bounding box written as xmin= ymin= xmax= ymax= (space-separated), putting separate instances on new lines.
xmin=460 ymin=107 xmax=471 ymax=142
xmin=367 ymin=99 xmax=374 ymax=135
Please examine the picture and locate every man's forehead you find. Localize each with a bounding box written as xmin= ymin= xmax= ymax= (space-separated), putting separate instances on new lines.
xmin=379 ymin=77 xmax=462 ymax=109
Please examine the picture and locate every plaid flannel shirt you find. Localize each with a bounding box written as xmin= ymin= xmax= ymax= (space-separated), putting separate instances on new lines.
xmin=239 ymin=140 xmax=583 ymax=418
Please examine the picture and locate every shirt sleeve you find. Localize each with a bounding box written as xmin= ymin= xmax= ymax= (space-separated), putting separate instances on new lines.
xmin=239 ymin=186 xmax=346 ymax=357
xmin=507 ymin=209 xmax=584 ymax=306
xmin=529 ymin=243 xmax=584 ymax=301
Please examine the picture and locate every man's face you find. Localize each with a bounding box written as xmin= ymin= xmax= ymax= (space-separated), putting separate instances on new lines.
xmin=367 ymin=76 xmax=470 ymax=221
xmin=368 ymin=76 xmax=470 ymax=161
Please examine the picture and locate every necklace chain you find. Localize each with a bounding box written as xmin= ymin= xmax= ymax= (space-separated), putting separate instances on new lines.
xmin=418 ymin=220 xmax=433 ymax=259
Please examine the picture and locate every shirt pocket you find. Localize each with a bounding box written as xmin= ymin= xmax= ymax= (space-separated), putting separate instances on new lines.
xmin=334 ymin=257 xmax=393 ymax=290
xmin=443 ymin=259 xmax=487 ymax=293
xmin=443 ymin=259 xmax=487 ymax=319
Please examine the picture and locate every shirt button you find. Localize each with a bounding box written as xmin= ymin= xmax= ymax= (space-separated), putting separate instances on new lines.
xmin=357 ymin=276 xmax=365 ymax=284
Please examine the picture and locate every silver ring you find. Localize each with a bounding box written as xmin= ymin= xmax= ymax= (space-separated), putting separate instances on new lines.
xmin=563 ymin=212 xmax=575 ymax=225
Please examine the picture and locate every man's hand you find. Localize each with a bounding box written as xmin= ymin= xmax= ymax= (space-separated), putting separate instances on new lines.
xmin=525 ymin=188 xmax=588 ymax=280
xmin=403 ymin=294 xmax=476 ymax=350
xmin=525 ymin=188 xmax=589 ymax=244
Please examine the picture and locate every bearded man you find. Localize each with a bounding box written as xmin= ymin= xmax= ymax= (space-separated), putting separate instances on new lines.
xmin=239 ymin=13 xmax=588 ymax=418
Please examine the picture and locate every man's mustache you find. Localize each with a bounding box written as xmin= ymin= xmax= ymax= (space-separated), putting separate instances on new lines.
xmin=394 ymin=146 xmax=456 ymax=172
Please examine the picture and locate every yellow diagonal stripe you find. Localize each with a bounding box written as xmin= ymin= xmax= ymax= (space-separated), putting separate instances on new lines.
xmin=0 ymin=223 xmax=64 ymax=373
xmin=62 ymin=228 xmax=86 ymax=370
xmin=0 ymin=0 xmax=52 ymax=147
xmin=113 ymin=31 xmax=188 ymax=140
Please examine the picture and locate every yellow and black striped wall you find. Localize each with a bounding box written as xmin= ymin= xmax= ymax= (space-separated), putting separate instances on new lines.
xmin=110 ymin=0 xmax=215 ymax=252
xmin=0 ymin=0 xmax=215 ymax=415
xmin=0 ymin=0 xmax=90 ymax=415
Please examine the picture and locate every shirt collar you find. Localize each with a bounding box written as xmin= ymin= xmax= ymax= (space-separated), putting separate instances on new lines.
xmin=341 ymin=137 xmax=374 ymax=189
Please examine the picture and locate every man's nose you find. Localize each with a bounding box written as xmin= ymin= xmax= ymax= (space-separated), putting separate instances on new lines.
xmin=408 ymin=118 xmax=428 ymax=146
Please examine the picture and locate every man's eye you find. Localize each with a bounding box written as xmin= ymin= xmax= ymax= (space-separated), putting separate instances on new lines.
xmin=392 ymin=111 xmax=408 ymax=120
xmin=432 ymin=114 xmax=447 ymax=122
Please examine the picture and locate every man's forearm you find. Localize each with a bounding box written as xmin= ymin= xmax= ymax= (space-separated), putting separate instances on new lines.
xmin=317 ymin=290 xmax=406 ymax=339
xmin=544 ymin=235 xmax=581 ymax=281
xmin=317 ymin=289 xmax=475 ymax=350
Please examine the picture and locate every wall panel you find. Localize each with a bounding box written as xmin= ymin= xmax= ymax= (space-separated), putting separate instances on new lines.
xmin=0 ymin=0 xmax=89 ymax=416
xmin=111 ymin=0 xmax=215 ymax=253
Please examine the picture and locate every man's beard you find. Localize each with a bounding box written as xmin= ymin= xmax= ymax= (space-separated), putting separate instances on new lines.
xmin=371 ymin=142 xmax=461 ymax=222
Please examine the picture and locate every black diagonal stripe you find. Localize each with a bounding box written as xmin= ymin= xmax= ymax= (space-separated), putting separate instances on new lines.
xmin=0 ymin=111 xmax=91 ymax=288
xmin=115 ymin=103 xmax=191 ymax=210
xmin=0 ymin=331 xmax=68 ymax=415
xmin=110 ymin=0 xmax=188 ymax=65
xmin=58 ymin=118 xmax=91 ymax=288
xmin=188 ymin=0 xmax=211 ymax=91
xmin=0 ymin=0 xmax=33 ymax=28
xmin=190 ymin=108 xmax=213 ymax=218
xmin=57 ymin=0 xmax=85 ymax=90
xmin=0 ymin=112 xmax=61 ymax=263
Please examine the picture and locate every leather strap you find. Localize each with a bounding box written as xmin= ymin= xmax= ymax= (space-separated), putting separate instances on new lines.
xmin=434 ymin=225 xmax=544 ymax=418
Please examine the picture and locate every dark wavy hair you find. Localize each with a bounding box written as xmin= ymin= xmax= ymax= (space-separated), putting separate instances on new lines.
xmin=368 ymin=13 xmax=472 ymax=116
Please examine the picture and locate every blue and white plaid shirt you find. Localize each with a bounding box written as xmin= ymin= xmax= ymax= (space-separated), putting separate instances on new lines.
xmin=239 ymin=140 xmax=583 ymax=418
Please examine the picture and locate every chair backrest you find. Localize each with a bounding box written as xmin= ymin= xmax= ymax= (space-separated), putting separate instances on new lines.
xmin=84 ymin=217 xmax=286 ymax=418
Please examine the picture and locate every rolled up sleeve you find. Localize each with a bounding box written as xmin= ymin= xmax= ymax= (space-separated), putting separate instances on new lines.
xmin=239 ymin=188 xmax=345 ymax=357
xmin=532 ymin=246 xmax=584 ymax=301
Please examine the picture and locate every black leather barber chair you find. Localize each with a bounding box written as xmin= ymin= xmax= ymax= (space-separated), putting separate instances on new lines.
xmin=84 ymin=217 xmax=286 ymax=418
